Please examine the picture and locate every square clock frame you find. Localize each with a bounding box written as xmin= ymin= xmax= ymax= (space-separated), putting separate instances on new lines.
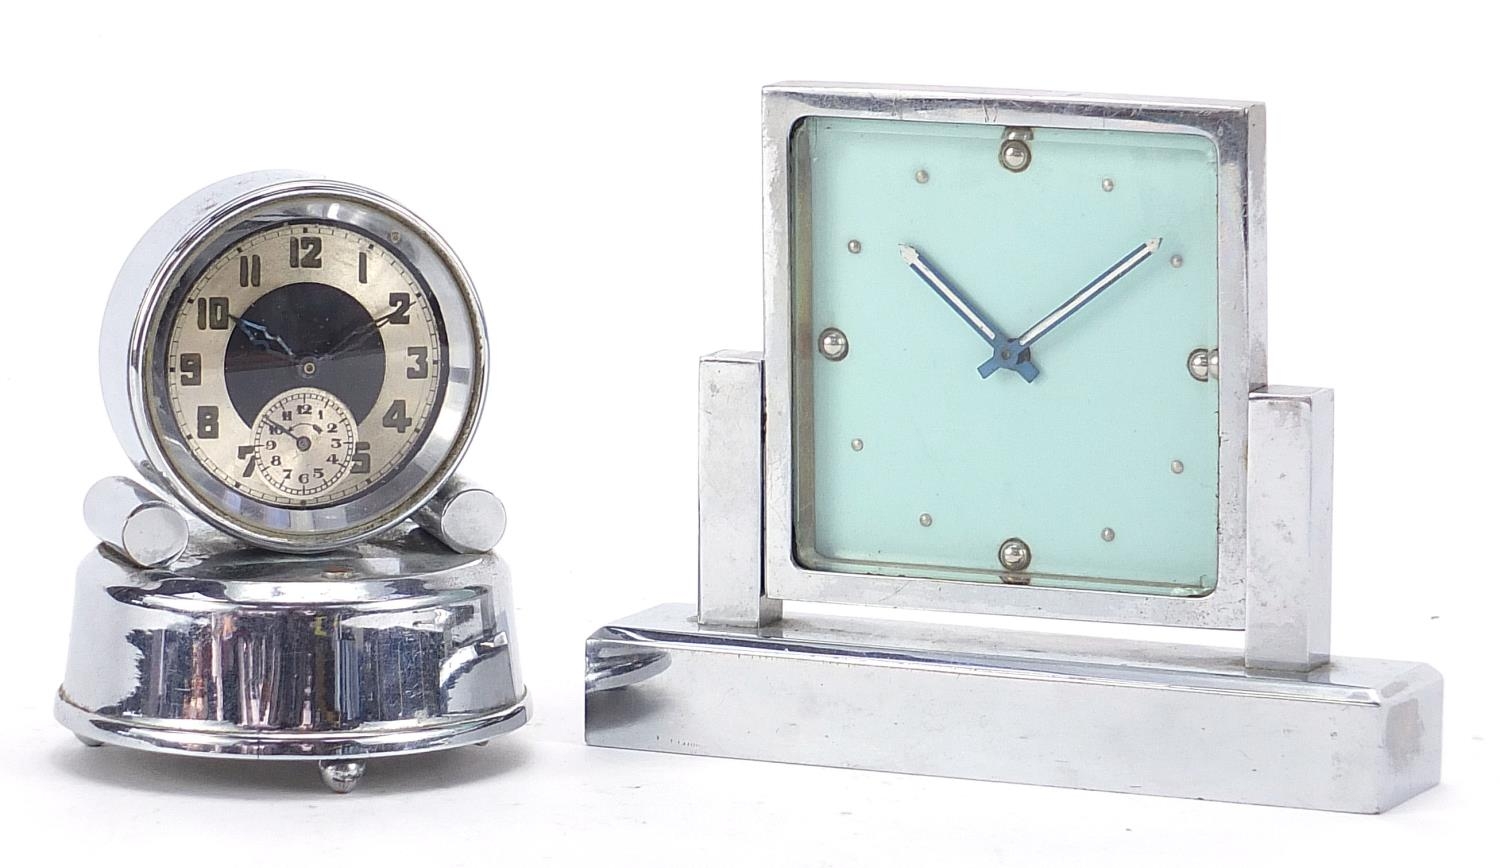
xmin=585 ymin=83 xmax=1443 ymax=813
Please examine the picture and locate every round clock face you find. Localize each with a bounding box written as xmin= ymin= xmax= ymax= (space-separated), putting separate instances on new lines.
xmin=162 ymin=221 xmax=445 ymax=509
xmin=109 ymin=175 xmax=486 ymax=551
xmin=790 ymin=118 xmax=1220 ymax=596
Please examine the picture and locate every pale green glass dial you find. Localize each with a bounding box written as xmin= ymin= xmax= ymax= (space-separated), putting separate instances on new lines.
xmin=792 ymin=117 xmax=1220 ymax=595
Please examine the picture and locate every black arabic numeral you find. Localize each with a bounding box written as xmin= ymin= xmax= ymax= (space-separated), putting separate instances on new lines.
xmin=196 ymin=297 xmax=230 ymax=330
xmin=406 ymin=346 xmax=429 ymax=378
xmin=237 ymin=445 xmax=256 ymax=477
xmin=238 ymin=254 xmax=261 ymax=287
xmin=352 ymin=441 xmax=371 ymax=474
xmin=196 ymin=405 xmax=219 ymax=439
xmin=382 ymin=400 xmax=413 ymax=433
xmin=388 ymin=292 xmax=411 ymax=324
xmin=289 ymin=235 xmax=322 ymax=268
xmin=179 ymin=353 xmax=202 ymax=386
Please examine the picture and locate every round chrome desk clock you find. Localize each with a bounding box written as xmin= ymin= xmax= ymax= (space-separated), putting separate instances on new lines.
xmin=57 ymin=172 xmax=527 ymax=792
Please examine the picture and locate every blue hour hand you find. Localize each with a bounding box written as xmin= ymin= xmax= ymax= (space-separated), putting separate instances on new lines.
xmin=898 ymin=244 xmax=1039 ymax=382
xmin=228 ymin=312 xmax=296 ymax=358
xmin=976 ymin=343 xmax=1036 ymax=381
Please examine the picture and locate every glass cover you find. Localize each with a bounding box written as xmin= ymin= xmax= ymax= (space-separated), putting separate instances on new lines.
xmin=791 ymin=117 xmax=1220 ymax=595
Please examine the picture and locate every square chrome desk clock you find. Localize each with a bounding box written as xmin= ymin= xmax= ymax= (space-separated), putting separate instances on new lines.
xmin=585 ymin=83 xmax=1443 ymax=812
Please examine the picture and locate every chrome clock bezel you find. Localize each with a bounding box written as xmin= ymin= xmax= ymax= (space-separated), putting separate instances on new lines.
xmin=101 ymin=171 xmax=487 ymax=552
xmin=762 ymin=83 xmax=1266 ymax=628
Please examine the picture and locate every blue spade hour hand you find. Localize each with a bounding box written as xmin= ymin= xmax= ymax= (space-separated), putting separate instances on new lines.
xmin=228 ymin=312 xmax=296 ymax=358
xmin=898 ymin=243 xmax=1040 ymax=382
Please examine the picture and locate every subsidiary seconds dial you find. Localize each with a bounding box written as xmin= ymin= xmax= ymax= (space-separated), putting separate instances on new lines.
xmin=254 ymin=389 xmax=358 ymax=497
xmin=163 ymin=221 xmax=447 ymax=509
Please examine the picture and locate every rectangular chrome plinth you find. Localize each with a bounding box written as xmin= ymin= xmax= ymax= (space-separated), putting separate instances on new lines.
xmin=585 ymin=604 xmax=1442 ymax=813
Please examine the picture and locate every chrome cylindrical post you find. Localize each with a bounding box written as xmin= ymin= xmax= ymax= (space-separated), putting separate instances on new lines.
xmin=82 ymin=476 xmax=189 ymax=568
xmin=413 ymin=476 xmax=507 ymax=553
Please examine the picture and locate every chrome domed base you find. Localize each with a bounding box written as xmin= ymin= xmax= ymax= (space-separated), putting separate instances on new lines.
xmin=55 ymin=526 xmax=529 ymax=792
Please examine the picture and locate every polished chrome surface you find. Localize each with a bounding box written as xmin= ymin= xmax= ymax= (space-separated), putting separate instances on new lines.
xmin=762 ymin=83 xmax=1267 ymax=627
xmin=56 ymin=526 xmax=529 ymax=763
xmin=586 ymin=604 xmax=1443 ymax=813
xmin=100 ymin=172 xmax=488 ymax=552
xmin=318 ymin=759 xmax=366 ymax=794
xmin=83 ymin=476 xmax=188 ymax=568
xmin=414 ymin=475 xmax=507 ymax=554
xmin=697 ymin=351 xmax=781 ymax=627
xmin=1246 ymin=387 xmax=1333 ymax=671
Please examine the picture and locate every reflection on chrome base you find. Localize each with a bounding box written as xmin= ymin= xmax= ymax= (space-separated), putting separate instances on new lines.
xmin=55 ymin=527 xmax=529 ymax=792
xmin=585 ymin=604 xmax=1442 ymax=813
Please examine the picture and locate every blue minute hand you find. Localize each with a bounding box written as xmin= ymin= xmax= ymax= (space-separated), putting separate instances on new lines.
xmin=995 ymin=237 xmax=1161 ymax=369
xmin=899 ymin=243 xmax=1039 ymax=382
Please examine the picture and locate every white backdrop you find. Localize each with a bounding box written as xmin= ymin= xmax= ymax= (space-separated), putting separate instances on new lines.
xmin=1 ymin=2 xmax=1492 ymax=864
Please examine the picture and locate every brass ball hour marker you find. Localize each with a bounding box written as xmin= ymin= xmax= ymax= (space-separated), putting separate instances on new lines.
xmin=1101 ymin=178 xmax=1115 ymax=192
xmin=1170 ymin=254 xmax=1184 ymax=268
xmin=847 ymin=239 xmax=862 ymax=254
xmin=1171 ymin=460 xmax=1185 ymax=474
xmin=850 ymin=438 xmax=864 ymax=452
xmin=919 ymin=513 xmax=933 ymax=527
xmin=914 ymin=169 xmax=930 ymax=184
xmin=1101 ymin=527 xmax=1115 ymax=542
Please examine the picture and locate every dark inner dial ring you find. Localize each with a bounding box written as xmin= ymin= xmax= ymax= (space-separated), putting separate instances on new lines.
xmin=225 ymin=282 xmax=385 ymax=426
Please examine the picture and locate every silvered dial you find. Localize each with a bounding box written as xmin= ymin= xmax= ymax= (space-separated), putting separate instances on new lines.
xmin=162 ymin=221 xmax=446 ymax=508
xmin=253 ymin=389 xmax=358 ymax=498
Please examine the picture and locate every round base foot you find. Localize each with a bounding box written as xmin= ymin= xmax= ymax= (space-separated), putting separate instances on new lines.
xmin=318 ymin=759 xmax=366 ymax=794
xmin=75 ymin=734 xmax=105 ymax=748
